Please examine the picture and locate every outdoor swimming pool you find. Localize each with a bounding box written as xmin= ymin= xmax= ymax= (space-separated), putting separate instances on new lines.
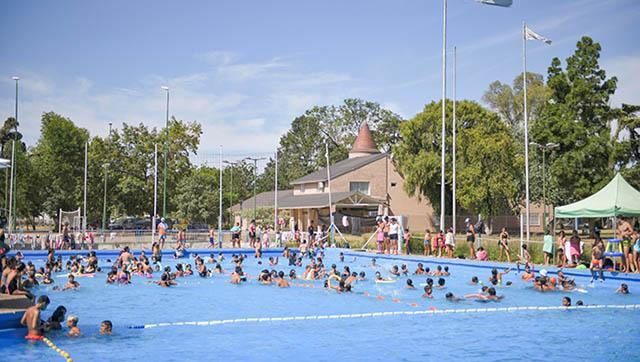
xmin=2 ymin=248 xmax=639 ymax=361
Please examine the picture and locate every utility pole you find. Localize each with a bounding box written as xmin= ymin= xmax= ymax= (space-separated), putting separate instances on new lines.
xmin=244 ymin=157 xmax=266 ymax=221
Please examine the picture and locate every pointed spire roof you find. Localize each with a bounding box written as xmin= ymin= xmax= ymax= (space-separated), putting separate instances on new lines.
xmin=349 ymin=122 xmax=379 ymax=158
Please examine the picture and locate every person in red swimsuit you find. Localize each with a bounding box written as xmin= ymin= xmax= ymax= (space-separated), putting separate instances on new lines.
xmin=21 ymin=295 xmax=50 ymax=340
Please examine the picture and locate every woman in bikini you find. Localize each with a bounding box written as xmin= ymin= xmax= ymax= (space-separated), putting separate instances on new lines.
xmin=498 ymin=227 xmax=511 ymax=263
xmin=466 ymin=223 xmax=477 ymax=259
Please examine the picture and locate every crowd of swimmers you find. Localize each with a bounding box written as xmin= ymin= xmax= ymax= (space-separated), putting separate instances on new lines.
xmin=0 ymin=232 xmax=633 ymax=342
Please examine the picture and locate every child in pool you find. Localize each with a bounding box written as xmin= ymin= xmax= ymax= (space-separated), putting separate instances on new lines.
xmin=422 ymin=285 xmax=433 ymax=298
xmin=100 ymin=320 xmax=112 ymax=335
xmin=67 ymin=315 xmax=81 ymax=337
xmin=406 ymin=279 xmax=415 ymax=289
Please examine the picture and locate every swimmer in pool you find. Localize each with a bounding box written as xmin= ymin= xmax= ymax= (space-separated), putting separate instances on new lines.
xmin=401 ymin=264 xmax=409 ymax=276
xmin=67 ymin=315 xmax=81 ymax=337
xmin=345 ymin=272 xmax=357 ymax=286
xmin=422 ymin=285 xmax=433 ymax=298
xmin=406 ymin=279 xmax=415 ymax=289
xmin=414 ymin=263 xmax=425 ymax=275
xmin=44 ymin=306 xmax=66 ymax=331
xmin=521 ymin=265 xmax=534 ymax=282
xmin=488 ymin=268 xmax=510 ymax=286
xmin=616 ymin=283 xmax=629 ymax=294
xmin=562 ymin=296 xmax=571 ymax=307
xmin=370 ymin=258 xmax=377 ymax=267
xmin=276 ymin=271 xmax=290 ymax=288
xmin=57 ymin=274 xmax=79 ymax=291
xmin=436 ymin=278 xmax=446 ymax=289
xmin=469 ymin=276 xmax=481 ymax=285
xmin=390 ymin=265 xmax=400 ymax=276
xmin=100 ymin=320 xmax=113 ymax=335
xmin=445 ymin=292 xmax=462 ymax=302
xmin=20 ymin=295 xmax=50 ymax=340
xmin=464 ymin=287 xmax=503 ymax=301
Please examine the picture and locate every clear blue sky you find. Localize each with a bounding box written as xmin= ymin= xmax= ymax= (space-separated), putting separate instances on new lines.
xmin=1 ymin=0 xmax=638 ymax=162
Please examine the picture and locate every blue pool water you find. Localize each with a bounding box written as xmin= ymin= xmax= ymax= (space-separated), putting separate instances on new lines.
xmin=2 ymin=248 xmax=639 ymax=361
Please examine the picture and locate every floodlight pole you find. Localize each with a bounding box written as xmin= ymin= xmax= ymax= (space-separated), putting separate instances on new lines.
xmin=244 ymin=157 xmax=266 ymax=221
xmin=8 ymin=76 xmax=19 ymax=234
xmin=161 ymin=86 xmax=170 ymax=218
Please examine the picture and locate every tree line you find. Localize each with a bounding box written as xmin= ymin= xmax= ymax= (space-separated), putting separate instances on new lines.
xmin=1 ymin=36 xmax=637 ymax=231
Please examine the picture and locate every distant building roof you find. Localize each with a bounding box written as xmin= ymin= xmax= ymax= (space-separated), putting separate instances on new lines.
xmin=349 ymin=121 xmax=380 ymax=157
xmin=290 ymin=153 xmax=386 ymax=185
xmin=230 ymin=190 xmax=384 ymax=212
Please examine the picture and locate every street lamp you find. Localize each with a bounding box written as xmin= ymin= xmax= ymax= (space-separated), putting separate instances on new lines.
xmin=102 ymin=163 xmax=110 ymax=230
xmin=8 ymin=76 xmax=19 ymax=234
xmin=161 ymin=86 xmax=170 ymax=218
xmin=529 ymin=142 xmax=559 ymax=228
xmin=243 ymin=157 xmax=266 ymax=221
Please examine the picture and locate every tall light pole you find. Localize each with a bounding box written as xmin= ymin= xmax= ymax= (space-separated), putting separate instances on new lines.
xmin=223 ymin=160 xmax=240 ymax=218
xmin=530 ymin=142 xmax=558 ymax=229
xmin=244 ymin=157 xmax=266 ymax=221
xmin=8 ymin=76 xmax=19 ymax=234
xmin=161 ymin=86 xmax=170 ymax=218
xmin=218 ymin=145 xmax=223 ymax=247
xmin=439 ymin=0 xmax=447 ymax=232
xmin=452 ymin=46 xmax=457 ymax=235
xmin=102 ymin=163 xmax=110 ymax=230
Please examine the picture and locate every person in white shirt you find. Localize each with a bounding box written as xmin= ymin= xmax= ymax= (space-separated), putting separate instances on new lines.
xmin=389 ymin=218 xmax=399 ymax=255
xmin=445 ymin=228 xmax=455 ymax=258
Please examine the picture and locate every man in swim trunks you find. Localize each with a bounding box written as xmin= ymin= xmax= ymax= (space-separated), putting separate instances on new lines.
xmin=590 ymin=241 xmax=605 ymax=282
xmin=21 ymin=295 xmax=50 ymax=340
xmin=617 ymin=218 xmax=633 ymax=272
xmin=158 ymin=218 xmax=168 ymax=248
xmin=230 ymin=222 xmax=241 ymax=248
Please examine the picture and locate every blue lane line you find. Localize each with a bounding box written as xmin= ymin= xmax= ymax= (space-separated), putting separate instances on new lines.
xmin=341 ymin=250 xmax=640 ymax=283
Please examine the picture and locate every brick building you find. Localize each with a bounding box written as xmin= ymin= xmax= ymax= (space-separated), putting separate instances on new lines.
xmin=231 ymin=122 xmax=434 ymax=233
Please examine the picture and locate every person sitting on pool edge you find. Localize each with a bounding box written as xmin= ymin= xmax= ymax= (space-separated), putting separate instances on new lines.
xmin=67 ymin=315 xmax=81 ymax=337
xmin=100 ymin=320 xmax=113 ymax=335
xmin=21 ymin=295 xmax=50 ymax=340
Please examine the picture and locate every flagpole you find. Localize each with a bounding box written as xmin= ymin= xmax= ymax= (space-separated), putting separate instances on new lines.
xmin=440 ymin=0 xmax=447 ymax=232
xmin=274 ymin=149 xmax=278 ymax=233
xmin=218 ymin=145 xmax=223 ymax=247
xmin=152 ymin=143 xmax=157 ymax=242
xmin=452 ymin=46 xmax=457 ymax=236
xmin=83 ymin=141 xmax=88 ymax=240
xmin=523 ymin=21 xmax=531 ymax=244
xmin=325 ymin=142 xmax=334 ymax=244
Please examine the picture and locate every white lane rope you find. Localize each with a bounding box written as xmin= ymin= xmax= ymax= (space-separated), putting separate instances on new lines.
xmin=128 ymin=303 xmax=640 ymax=329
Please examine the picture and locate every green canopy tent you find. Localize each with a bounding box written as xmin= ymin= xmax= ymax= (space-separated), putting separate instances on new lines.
xmin=555 ymin=173 xmax=640 ymax=218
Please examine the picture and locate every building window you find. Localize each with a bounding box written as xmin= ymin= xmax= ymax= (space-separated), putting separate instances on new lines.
xmin=317 ymin=182 xmax=325 ymax=192
xmin=300 ymin=184 xmax=305 ymax=193
xmin=390 ymin=182 xmax=397 ymax=187
xmin=529 ymin=213 xmax=540 ymax=226
xmin=350 ymin=181 xmax=370 ymax=195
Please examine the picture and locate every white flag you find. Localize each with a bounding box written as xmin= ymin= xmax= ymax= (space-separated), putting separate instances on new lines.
xmin=525 ymin=26 xmax=552 ymax=45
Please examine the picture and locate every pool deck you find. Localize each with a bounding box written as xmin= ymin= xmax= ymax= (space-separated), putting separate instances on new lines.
xmin=0 ymin=295 xmax=31 ymax=330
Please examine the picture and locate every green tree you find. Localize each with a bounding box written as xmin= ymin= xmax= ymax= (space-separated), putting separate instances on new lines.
xmin=258 ymin=99 xmax=402 ymax=192
xmin=30 ymin=112 xmax=89 ymax=225
xmin=394 ymin=100 xmax=522 ymax=228
xmin=174 ymin=166 xmax=219 ymax=225
xmin=613 ymin=104 xmax=640 ymax=189
xmin=531 ymin=36 xmax=617 ymax=204
xmin=482 ymin=72 xmax=550 ymax=137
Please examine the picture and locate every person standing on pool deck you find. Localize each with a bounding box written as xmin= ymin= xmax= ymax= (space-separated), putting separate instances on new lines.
xmin=498 ymin=228 xmax=511 ymax=263
xmin=423 ymin=229 xmax=432 ymax=256
xmin=466 ymin=222 xmax=476 ymax=259
xmin=20 ymin=295 xmax=50 ymax=340
xmin=158 ymin=218 xmax=168 ymax=249
xmin=445 ymin=228 xmax=455 ymax=258
xmin=248 ymin=220 xmax=257 ymax=248
xmin=383 ymin=217 xmax=390 ymax=254
xmin=375 ymin=220 xmax=385 ymax=254
xmin=307 ymin=220 xmax=315 ymax=246
xmin=230 ymin=222 xmax=241 ymax=248
xmin=389 ymin=218 xmax=399 ymax=255
xmin=404 ymin=228 xmax=412 ymax=255
xmin=208 ymin=227 xmax=216 ymax=248
xmin=617 ymin=218 xmax=633 ymax=272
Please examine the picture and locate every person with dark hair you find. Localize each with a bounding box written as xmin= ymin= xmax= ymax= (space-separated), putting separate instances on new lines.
xmin=45 ymin=306 xmax=67 ymax=331
xmin=20 ymin=295 xmax=50 ymax=340
xmin=562 ymin=296 xmax=571 ymax=307
xmin=100 ymin=320 xmax=113 ymax=335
